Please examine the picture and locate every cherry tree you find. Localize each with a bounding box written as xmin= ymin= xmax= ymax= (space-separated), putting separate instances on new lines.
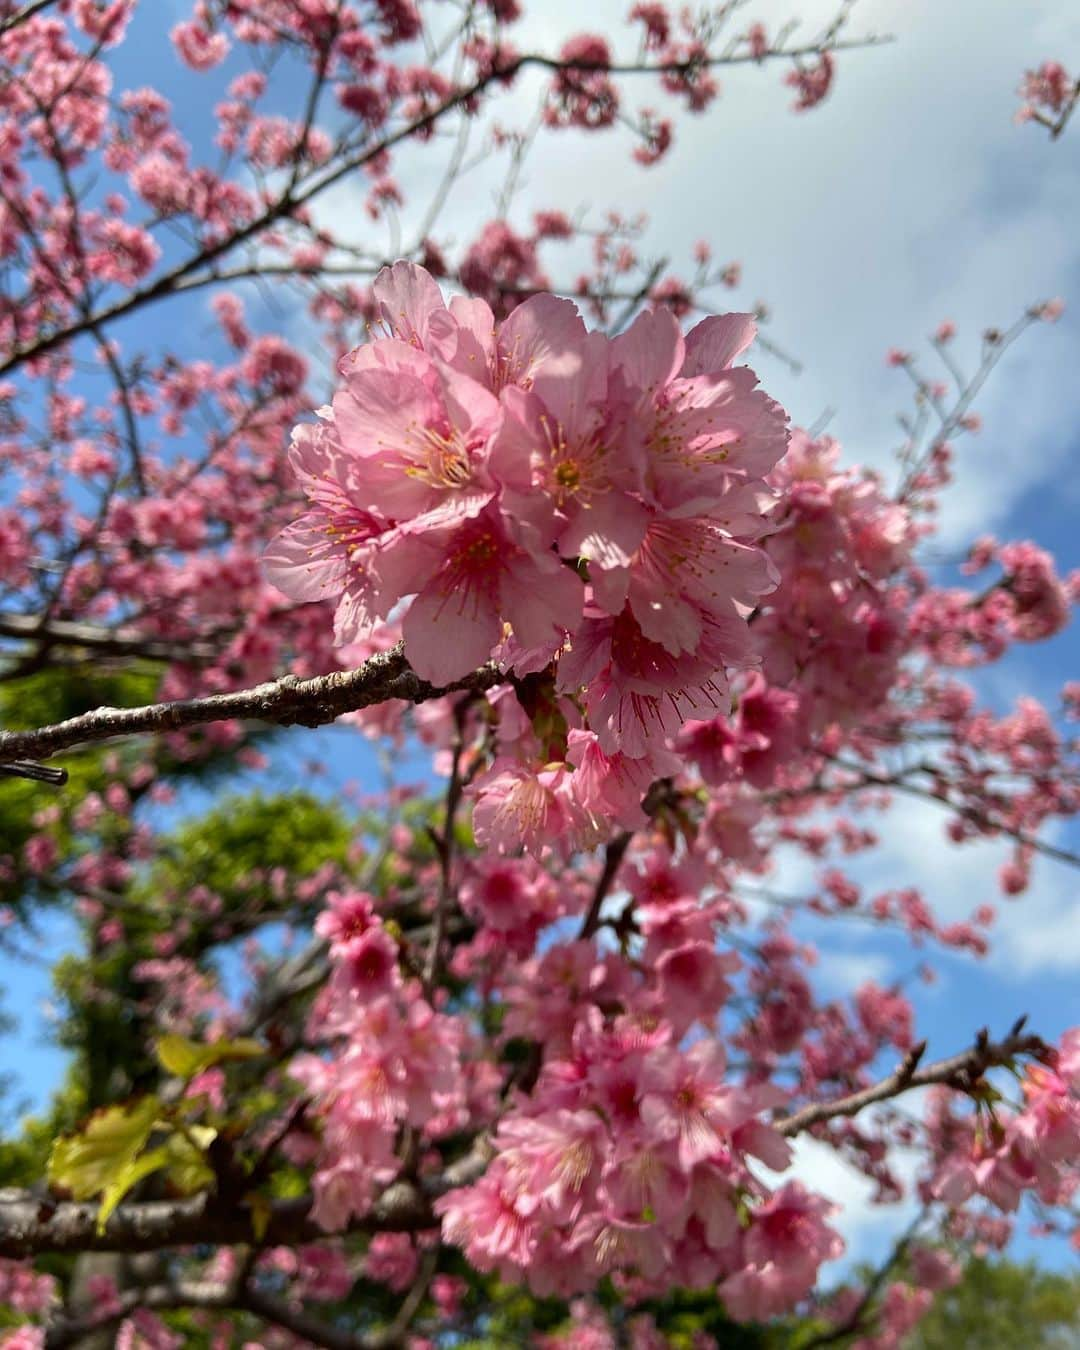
xmin=0 ymin=1 xmax=1077 ymax=1347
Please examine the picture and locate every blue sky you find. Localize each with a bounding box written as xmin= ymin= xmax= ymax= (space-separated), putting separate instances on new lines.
xmin=0 ymin=0 xmax=1078 ymax=1276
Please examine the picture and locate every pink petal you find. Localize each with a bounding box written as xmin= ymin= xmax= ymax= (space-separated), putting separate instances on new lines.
xmin=370 ymin=524 xmax=453 ymax=609
xmin=263 ymin=515 xmax=348 ymax=601
xmin=436 ymin=360 xmax=502 ymax=443
xmin=611 ymin=307 xmax=685 ymax=392
xmin=681 ymin=313 xmax=757 ymax=375
xmin=403 ymin=578 xmax=501 ymax=683
xmin=501 ymin=552 xmax=583 ymax=652
xmin=333 ymin=580 xmax=382 ymax=645
xmin=558 ymin=494 xmax=650 ymax=569
xmin=628 ymin=572 xmax=702 ymax=655
xmin=448 ymin=294 xmax=497 ymax=371
xmin=373 ymin=261 xmax=446 ymax=346
xmin=530 ymin=329 xmax=609 ymax=440
xmin=498 ymin=293 xmax=588 ymax=397
xmin=333 ymin=359 xmax=443 ymax=456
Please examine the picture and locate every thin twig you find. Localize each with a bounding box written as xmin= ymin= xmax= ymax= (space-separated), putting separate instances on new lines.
xmin=776 ymin=1025 xmax=1043 ymax=1137
xmin=579 ymin=832 xmax=633 ymax=939
xmin=0 ymin=34 xmax=892 ymax=379
xmin=799 ymin=1209 xmax=928 ymax=1348
xmin=423 ymin=699 xmax=469 ymax=990
xmin=0 ymin=0 xmax=60 ymax=34
xmin=830 ymin=757 xmax=1080 ymax=871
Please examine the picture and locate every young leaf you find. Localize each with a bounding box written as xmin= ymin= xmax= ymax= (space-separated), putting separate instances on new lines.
xmin=163 ymin=1126 xmax=217 ymax=1195
xmin=47 ymin=1096 xmax=162 ymax=1201
xmin=155 ymin=1034 xmax=264 ymax=1080
xmin=97 ymin=1146 xmax=171 ymax=1232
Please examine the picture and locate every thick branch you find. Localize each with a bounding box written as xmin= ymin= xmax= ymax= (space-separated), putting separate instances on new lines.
xmin=0 ymin=1143 xmax=491 ymax=1258
xmin=0 ymin=643 xmax=501 ymax=771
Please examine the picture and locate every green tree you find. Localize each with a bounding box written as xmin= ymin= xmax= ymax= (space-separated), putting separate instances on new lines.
xmin=904 ymin=1256 xmax=1080 ymax=1350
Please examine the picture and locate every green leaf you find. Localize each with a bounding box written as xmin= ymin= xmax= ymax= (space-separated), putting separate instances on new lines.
xmin=154 ymin=1034 xmax=264 ymax=1079
xmin=47 ymin=1096 xmax=161 ymax=1201
xmin=246 ymin=1192 xmax=272 ymax=1242
xmin=163 ymin=1127 xmax=216 ymax=1195
xmin=97 ymin=1146 xmax=170 ymax=1232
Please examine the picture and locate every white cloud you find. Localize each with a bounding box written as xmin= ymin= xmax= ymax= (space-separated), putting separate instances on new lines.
xmin=814 ymin=947 xmax=892 ymax=992
xmin=986 ymin=861 xmax=1080 ymax=977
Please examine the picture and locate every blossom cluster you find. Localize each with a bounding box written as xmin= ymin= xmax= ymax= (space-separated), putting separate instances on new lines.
xmin=911 ymin=538 xmax=1076 ymax=666
xmin=1016 ymin=60 xmax=1077 ymax=129
xmin=928 ymin=1030 xmax=1080 ymax=1217
xmin=436 ymin=1026 xmax=842 ymax=1315
xmin=755 ymin=429 xmax=913 ymax=731
xmin=294 ymin=864 xmax=853 ymax=1312
xmin=267 ymin=262 xmax=788 ymax=786
xmin=289 ymin=890 xmax=474 ymax=1232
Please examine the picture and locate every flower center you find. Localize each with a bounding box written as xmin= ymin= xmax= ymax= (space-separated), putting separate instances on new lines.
xmin=675 ymin=1083 xmax=701 ymax=1112
xmin=408 ymin=425 xmax=474 ymax=489
xmin=554 ymin=459 xmax=582 ymax=491
xmin=462 ymin=531 xmax=499 ymax=566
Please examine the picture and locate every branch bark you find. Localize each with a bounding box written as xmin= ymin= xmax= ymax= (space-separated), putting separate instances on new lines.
xmin=45 ymin=1273 xmax=430 ymax=1350
xmin=0 ymin=0 xmax=60 ymax=37
xmin=578 ymin=832 xmax=633 ymax=939
xmin=830 ymin=757 xmax=1080 ymax=872
xmin=0 ymin=643 xmax=501 ymax=775
xmin=45 ymin=1279 xmax=233 ymax=1350
xmin=0 ymin=612 xmax=217 ymax=664
xmin=799 ymin=1209 xmax=927 ymax=1349
xmin=0 ymin=1142 xmax=492 ymax=1259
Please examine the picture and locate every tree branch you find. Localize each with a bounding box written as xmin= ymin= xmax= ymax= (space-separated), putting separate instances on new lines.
xmin=0 ymin=612 xmax=217 ymax=664
xmin=0 ymin=0 xmax=60 ymax=38
xmin=578 ymin=831 xmax=633 ymax=939
xmin=0 ymin=1142 xmax=492 ymax=1258
xmin=799 ymin=1208 xmax=927 ymax=1349
xmin=0 ymin=643 xmax=502 ymax=777
xmin=423 ymin=699 xmax=469 ymax=990
xmin=45 ymin=1279 xmax=233 ymax=1350
xmin=830 ymin=757 xmax=1080 ymax=871
xmin=45 ymin=1271 xmax=432 ymax=1350
xmin=242 ymin=1286 xmax=394 ymax=1350
xmin=776 ymin=1024 xmax=1043 ymax=1137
